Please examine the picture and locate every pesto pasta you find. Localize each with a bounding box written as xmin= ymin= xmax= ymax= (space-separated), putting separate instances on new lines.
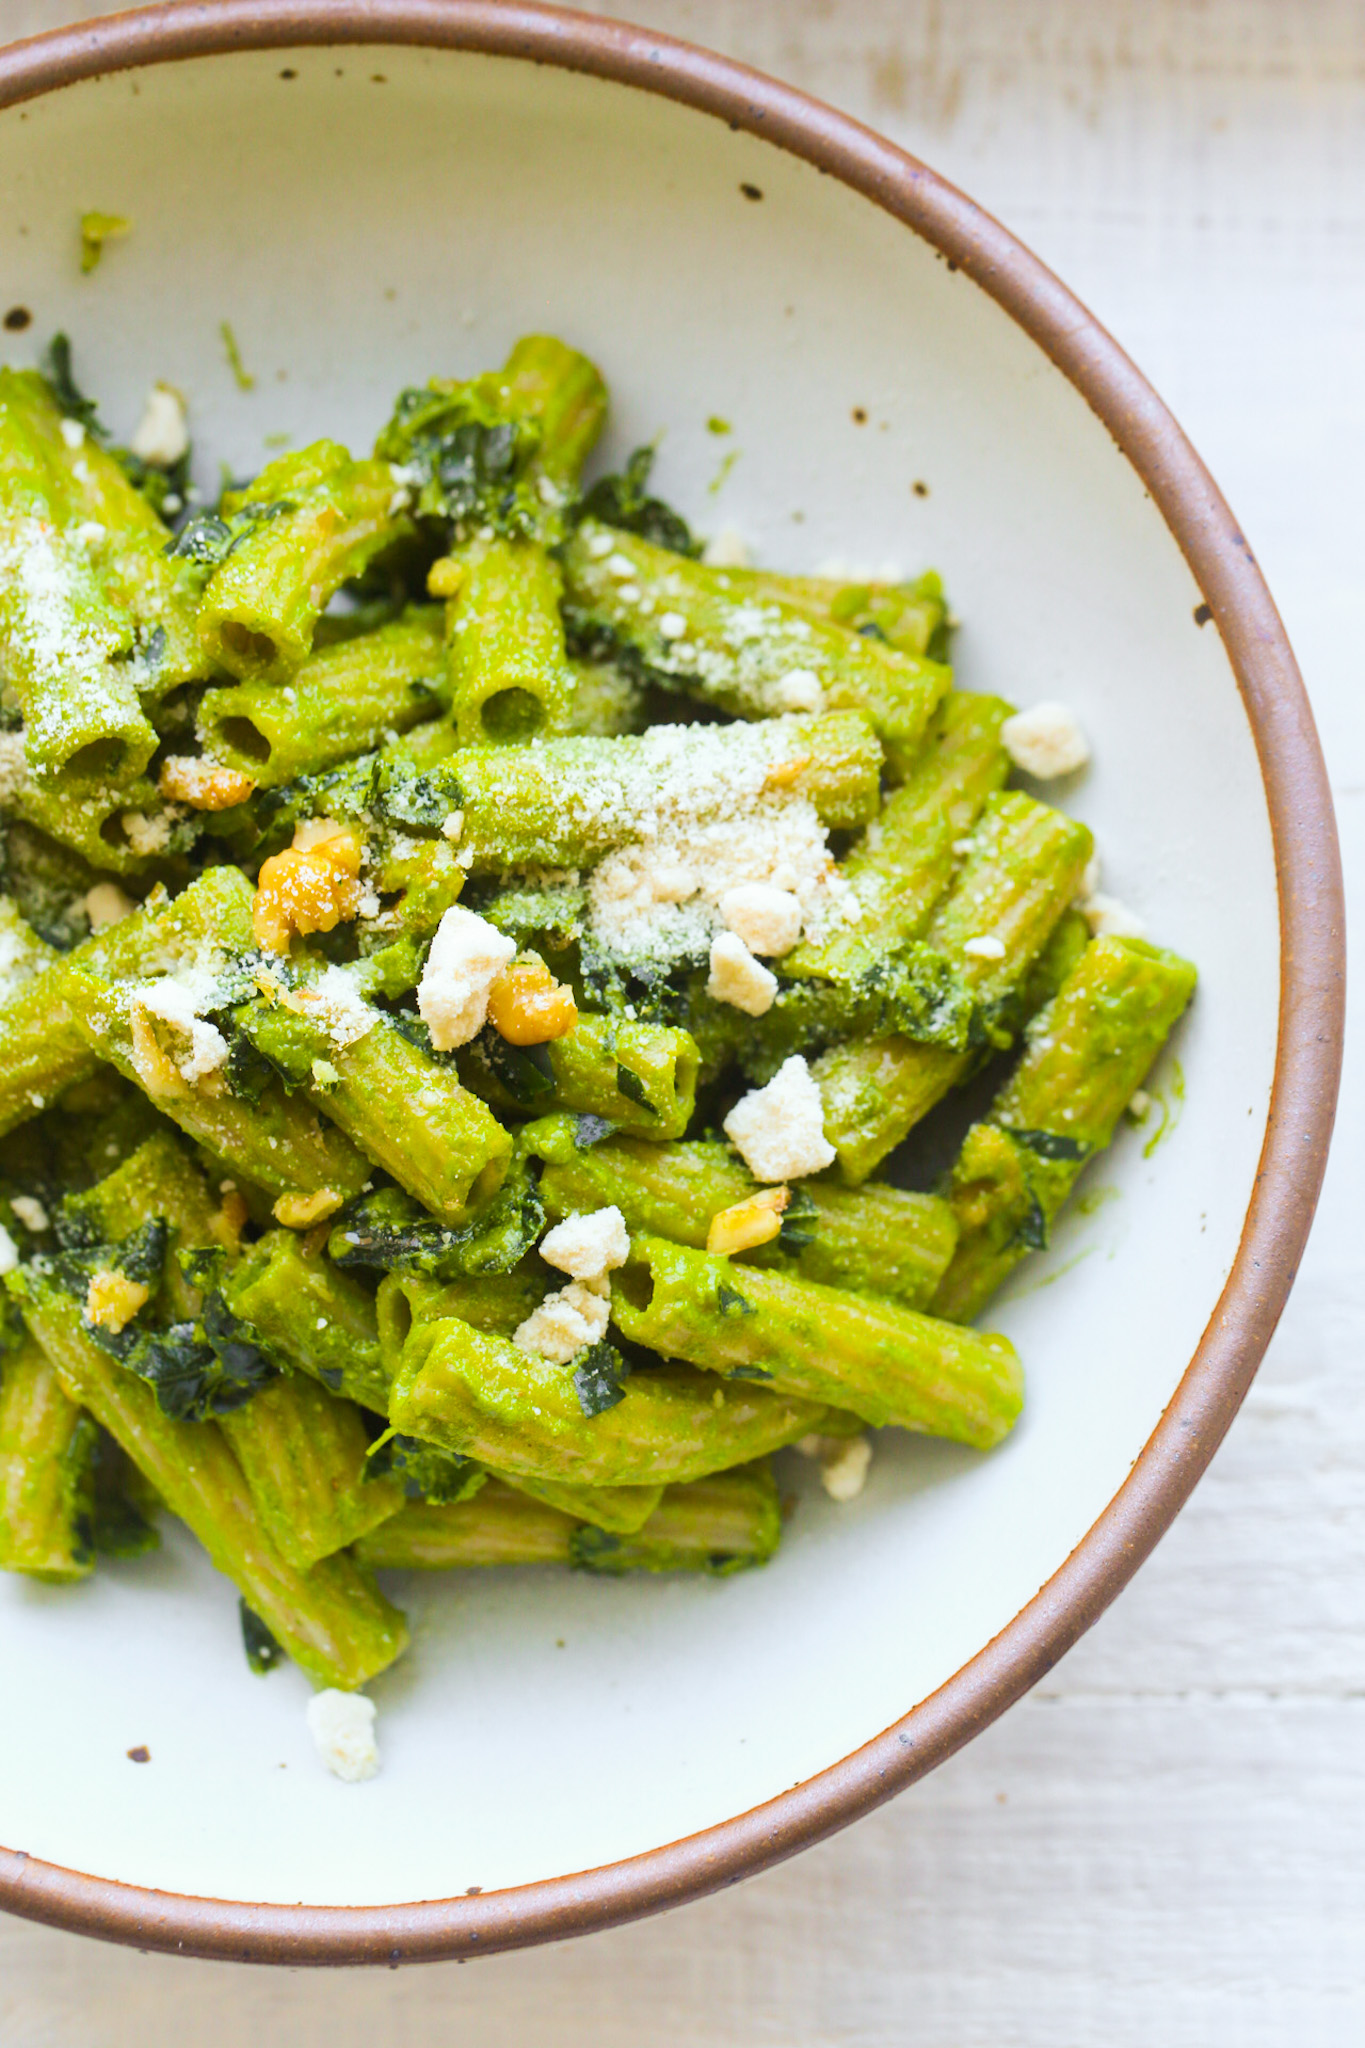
xmin=0 ymin=333 xmax=1195 ymax=1774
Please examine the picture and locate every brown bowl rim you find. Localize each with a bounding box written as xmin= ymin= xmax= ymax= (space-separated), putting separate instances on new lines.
xmin=0 ymin=0 xmax=1345 ymax=1968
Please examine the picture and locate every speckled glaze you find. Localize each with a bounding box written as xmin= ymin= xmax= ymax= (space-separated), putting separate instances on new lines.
xmin=0 ymin=0 xmax=1343 ymax=1966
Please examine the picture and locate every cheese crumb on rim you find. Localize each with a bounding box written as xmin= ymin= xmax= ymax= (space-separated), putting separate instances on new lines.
xmin=1081 ymin=891 xmax=1146 ymax=939
xmin=417 ymin=905 xmax=517 ymax=1051
xmin=820 ymin=1435 xmax=872 ymax=1502
xmin=130 ymin=382 xmax=189 ymax=468
xmin=702 ymin=525 xmax=750 ymax=568
xmin=539 ymin=1206 xmax=630 ymax=1283
xmin=306 ymin=1690 xmax=379 ymax=1783
xmin=723 ymin=1054 xmax=835 ymax=1182
xmin=1000 ymin=701 xmax=1090 ymax=780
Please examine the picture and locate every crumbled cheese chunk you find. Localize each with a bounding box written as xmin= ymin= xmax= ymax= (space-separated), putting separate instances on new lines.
xmin=719 ymin=882 xmax=803 ymax=957
xmin=723 ymin=1055 xmax=835 ymax=1182
xmin=306 ymin=1690 xmax=379 ymax=1783
xmin=650 ymin=863 xmax=696 ymax=904
xmin=132 ymin=967 xmax=229 ymax=1085
xmin=0 ymin=1224 xmax=18 ymax=1275
xmin=963 ymin=934 xmax=1006 ymax=960
xmin=9 ymin=1196 xmax=49 ymax=1233
xmin=441 ymin=809 xmax=464 ymax=842
xmin=130 ymin=383 xmax=189 ymax=468
xmin=617 ymin=582 xmax=641 ymax=605
xmin=59 ymin=417 xmax=85 ymax=450
xmin=820 ymin=1435 xmax=872 ymax=1502
xmin=74 ymin=520 xmax=106 ymax=549
xmin=707 ymin=930 xmax=778 ymax=1016
xmin=1081 ymin=892 xmax=1146 ymax=939
xmin=587 ymin=530 xmax=615 ymax=559
xmin=702 ymin=525 xmax=750 ymax=568
xmin=1126 ymin=1088 xmax=1152 ymax=1122
xmin=293 ymin=964 xmax=376 ymax=1049
xmin=658 ymin=611 xmax=688 ymax=640
xmin=769 ymin=667 xmax=824 ymax=714
xmin=514 ymin=1275 xmax=611 ymax=1364
xmin=540 ymin=1206 xmax=630 ymax=1283
xmin=121 ymin=810 xmax=174 ymax=857
xmin=417 ymin=905 xmax=517 ymax=1051
xmin=605 ymin=552 xmax=637 ymax=579
xmin=1001 ymin=701 xmax=1090 ymax=779
xmin=84 ymin=881 xmax=135 ymax=931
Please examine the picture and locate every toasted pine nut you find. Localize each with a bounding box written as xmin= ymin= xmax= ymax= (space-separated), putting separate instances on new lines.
xmin=706 ymin=1185 xmax=791 ymax=1256
xmin=487 ymin=958 xmax=579 ymax=1045
xmin=427 ymin=556 xmax=465 ymax=598
xmin=273 ymin=1188 xmax=345 ymax=1230
xmin=158 ymin=756 xmax=257 ymax=811
xmin=85 ymin=1268 xmax=151 ymax=1335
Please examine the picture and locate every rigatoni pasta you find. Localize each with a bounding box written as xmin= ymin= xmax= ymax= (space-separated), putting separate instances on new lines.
xmin=0 ymin=331 xmax=1194 ymax=1773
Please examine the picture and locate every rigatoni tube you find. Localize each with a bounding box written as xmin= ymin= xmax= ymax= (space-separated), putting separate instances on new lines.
xmin=197 ymin=606 xmax=447 ymax=786
xmin=782 ymin=689 xmax=1013 ymax=985
xmin=560 ymin=519 xmax=948 ymax=777
xmin=219 ymin=1376 xmax=404 ymax=1571
xmin=932 ymin=935 xmax=1198 ymax=1322
xmin=612 ymin=1235 xmax=1022 ymax=1450
xmin=357 ymin=1465 xmax=780 ymax=1575
xmin=389 ymin=1315 xmax=827 ymax=1489
xmin=0 ymin=1332 xmax=95 ymax=1581
xmin=815 ymin=790 xmax=1094 ymax=1182
xmin=198 ymin=440 xmax=417 ymax=684
xmin=526 ymin=1118 xmax=958 ymax=1311
xmin=443 ymin=537 xmax=577 ymax=744
xmin=10 ymin=1273 xmax=407 ymax=1689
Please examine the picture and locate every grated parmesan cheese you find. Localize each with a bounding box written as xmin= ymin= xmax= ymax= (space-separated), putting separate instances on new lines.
xmin=294 ymin=964 xmax=377 ymax=1049
xmin=580 ymin=720 xmax=857 ymax=975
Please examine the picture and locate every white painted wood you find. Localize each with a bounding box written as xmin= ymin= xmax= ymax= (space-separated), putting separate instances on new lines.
xmin=0 ymin=0 xmax=1361 ymax=2037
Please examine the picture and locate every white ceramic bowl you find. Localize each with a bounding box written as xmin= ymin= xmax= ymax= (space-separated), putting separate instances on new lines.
xmin=0 ymin=1 xmax=1342 ymax=1964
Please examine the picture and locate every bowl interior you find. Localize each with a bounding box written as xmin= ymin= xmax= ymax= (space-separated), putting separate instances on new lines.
xmin=0 ymin=41 xmax=1277 ymax=1909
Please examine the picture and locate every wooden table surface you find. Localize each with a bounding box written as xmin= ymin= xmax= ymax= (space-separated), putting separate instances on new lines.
xmin=1 ymin=4 xmax=1361 ymax=2041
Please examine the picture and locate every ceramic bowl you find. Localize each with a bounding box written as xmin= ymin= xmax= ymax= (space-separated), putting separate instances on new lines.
xmin=0 ymin=0 xmax=1342 ymax=1965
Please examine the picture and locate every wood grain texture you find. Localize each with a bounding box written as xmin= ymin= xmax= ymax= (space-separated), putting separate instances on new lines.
xmin=1 ymin=1 xmax=1362 ymax=2039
